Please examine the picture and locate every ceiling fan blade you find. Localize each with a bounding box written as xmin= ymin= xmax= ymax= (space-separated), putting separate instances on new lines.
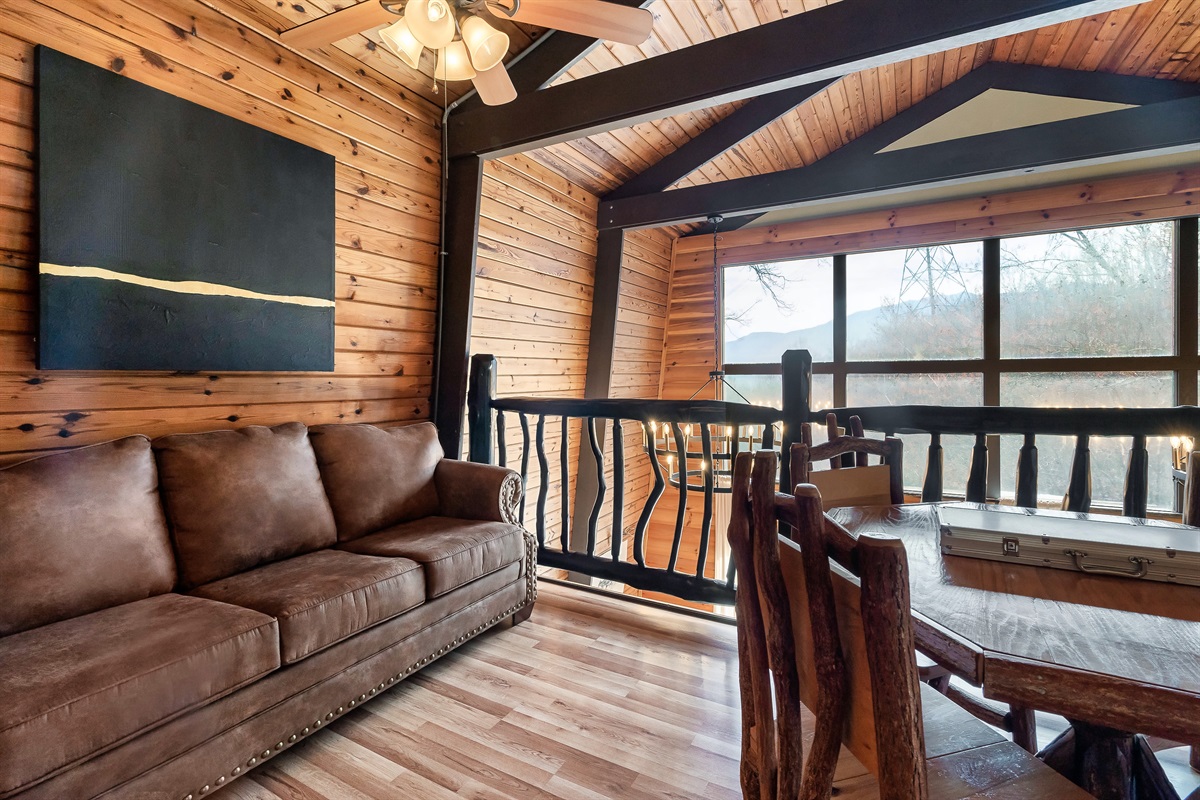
xmin=502 ymin=0 xmax=652 ymax=47
xmin=280 ymin=2 xmax=394 ymax=49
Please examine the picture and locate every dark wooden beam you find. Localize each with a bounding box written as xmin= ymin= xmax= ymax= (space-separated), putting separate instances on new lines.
xmin=599 ymin=96 xmax=1200 ymax=229
xmin=581 ymin=228 xmax=625 ymax=402
xmin=432 ymin=154 xmax=484 ymax=458
xmin=448 ymin=0 xmax=1144 ymax=159
xmin=604 ymin=79 xmax=836 ymax=200
xmin=569 ymin=229 xmax=625 ymax=561
xmin=451 ymin=0 xmax=654 ymax=117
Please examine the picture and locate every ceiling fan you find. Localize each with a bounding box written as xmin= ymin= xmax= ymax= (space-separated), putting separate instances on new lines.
xmin=280 ymin=0 xmax=654 ymax=106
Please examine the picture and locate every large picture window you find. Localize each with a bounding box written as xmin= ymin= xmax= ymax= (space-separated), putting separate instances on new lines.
xmin=721 ymin=218 xmax=1197 ymax=510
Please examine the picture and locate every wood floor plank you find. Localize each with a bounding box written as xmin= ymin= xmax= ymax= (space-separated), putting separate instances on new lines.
xmin=211 ymin=583 xmax=742 ymax=800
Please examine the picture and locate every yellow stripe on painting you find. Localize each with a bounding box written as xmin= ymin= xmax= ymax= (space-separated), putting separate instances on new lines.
xmin=39 ymin=263 xmax=336 ymax=309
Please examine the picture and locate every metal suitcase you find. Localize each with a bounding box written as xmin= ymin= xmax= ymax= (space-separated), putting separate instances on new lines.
xmin=936 ymin=502 xmax=1200 ymax=586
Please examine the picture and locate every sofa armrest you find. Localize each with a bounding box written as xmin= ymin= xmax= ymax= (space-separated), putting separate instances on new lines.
xmin=434 ymin=460 xmax=523 ymax=525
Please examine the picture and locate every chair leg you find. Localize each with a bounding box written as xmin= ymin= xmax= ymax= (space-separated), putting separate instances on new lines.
xmin=1009 ymin=706 xmax=1038 ymax=754
xmin=1191 ymin=744 xmax=1200 ymax=772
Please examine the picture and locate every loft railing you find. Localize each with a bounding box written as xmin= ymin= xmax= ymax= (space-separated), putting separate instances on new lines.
xmin=768 ymin=354 xmax=1200 ymax=517
xmin=466 ymin=353 xmax=781 ymax=605
xmin=466 ymin=349 xmax=1200 ymax=606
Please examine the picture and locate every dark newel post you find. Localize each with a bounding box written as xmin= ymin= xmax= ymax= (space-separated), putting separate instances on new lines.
xmin=466 ymin=354 xmax=496 ymax=464
xmin=570 ymin=229 xmax=626 ymax=572
xmin=780 ymin=349 xmax=813 ymax=494
xmin=433 ymin=154 xmax=484 ymax=459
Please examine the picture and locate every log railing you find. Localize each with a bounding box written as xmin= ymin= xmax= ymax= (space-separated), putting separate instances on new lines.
xmin=775 ymin=350 xmax=1200 ymax=518
xmin=467 ymin=349 xmax=1200 ymax=607
xmin=467 ymin=353 xmax=782 ymax=605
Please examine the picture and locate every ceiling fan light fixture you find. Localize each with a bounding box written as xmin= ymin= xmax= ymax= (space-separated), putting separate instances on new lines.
xmin=378 ymin=17 xmax=424 ymax=70
xmin=461 ymin=15 xmax=509 ymax=73
xmin=437 ymin=40 xmax=477 ymax=82
xmin=405 ymin=0 xmax=455 ymax=50
xmin=472 ymin=61 xmax=517 ymax=106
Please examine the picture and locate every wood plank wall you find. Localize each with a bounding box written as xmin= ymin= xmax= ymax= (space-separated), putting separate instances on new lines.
xmin=0 ymin=0 xmax=669 ymax=500
xmin=0 ymin=0 xmax=447 ymax=465
xmin=471 ymin=154 xmax=674 ymax=554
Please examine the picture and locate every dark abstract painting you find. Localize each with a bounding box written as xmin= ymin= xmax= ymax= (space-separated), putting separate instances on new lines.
xmin=37 ymin=46 xmax=335 ymax=371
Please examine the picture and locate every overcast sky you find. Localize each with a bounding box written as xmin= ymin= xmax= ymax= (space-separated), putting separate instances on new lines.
xmin=723 ymin=242 xmax=985 ymax=338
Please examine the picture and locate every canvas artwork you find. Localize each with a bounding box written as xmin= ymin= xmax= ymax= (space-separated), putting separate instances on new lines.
xmin=36 ymin=46 xmax=336 ymax=372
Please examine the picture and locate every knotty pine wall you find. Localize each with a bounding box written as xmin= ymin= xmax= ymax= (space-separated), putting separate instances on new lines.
xmin=473 ymin=152 xmax=674 ymax=554
xmin=0 ymin=0 xmax=676 ymax=501
xmin=0 ymin=1 xmax=446 ymax=464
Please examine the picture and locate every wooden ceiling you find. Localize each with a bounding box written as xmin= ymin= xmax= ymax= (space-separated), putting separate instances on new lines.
xmin=528 ymin=0 xmax=1200 ymax=200
xmin=244 ymin=0 xmax=1200 ymax=211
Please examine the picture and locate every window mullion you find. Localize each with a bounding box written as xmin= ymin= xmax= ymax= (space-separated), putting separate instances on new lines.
xmin=833 ymin=254 xmax=847 ymax=407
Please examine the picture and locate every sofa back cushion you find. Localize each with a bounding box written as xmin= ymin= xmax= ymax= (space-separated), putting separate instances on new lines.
xmin=0 ymin=436 xmax=175 ymax=636
xmin=309 ymin=422 xmax=443 ymax=542
xmin=153 ymin=423 xmax=337 ymax=589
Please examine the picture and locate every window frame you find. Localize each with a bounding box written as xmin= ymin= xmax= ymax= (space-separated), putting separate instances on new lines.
xmin=721 ymin=216 xmax=1200 ymax=503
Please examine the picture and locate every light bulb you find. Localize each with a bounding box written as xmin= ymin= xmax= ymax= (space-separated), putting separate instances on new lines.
xmin=472 ymin=62 xmax=517 ymax=106
xmin=379 ymin=18 xmax=423 ymax=70
xmin=462 ymin=15 xmax=508 ymax=72
xmin=405 ymin=0 xmax=454 ymax=50
xmin=436 ymin=40 xmax=476 ymax=81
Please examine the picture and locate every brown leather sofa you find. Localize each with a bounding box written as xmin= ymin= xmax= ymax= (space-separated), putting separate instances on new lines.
xmin=0 ymin=421 xmax=534 ymax=800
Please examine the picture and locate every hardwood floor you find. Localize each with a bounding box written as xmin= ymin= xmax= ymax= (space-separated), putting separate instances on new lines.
xmin=210 ymin=582 xmax=743 ymax=800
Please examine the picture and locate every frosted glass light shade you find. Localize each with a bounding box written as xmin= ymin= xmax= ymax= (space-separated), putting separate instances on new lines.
xmin=437 ymin=40 xmax=477 ymax=82
xmin=461 ymin=15 xmax=508 ymax=72
xmin=379 ymin=18 xmax=423 ymax=69
xmin=472 ymin=62 xmax=517 ymax=106
xmin=405 ymin=0 xmax=455 ymax=50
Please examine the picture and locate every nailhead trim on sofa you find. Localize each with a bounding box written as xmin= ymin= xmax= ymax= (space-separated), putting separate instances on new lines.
xmin=178 ymin=532 xmax=536 ymax=800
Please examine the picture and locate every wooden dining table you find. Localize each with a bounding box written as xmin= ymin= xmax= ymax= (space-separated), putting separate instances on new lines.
xmin=830 ymin=503 xmax=1200 ymax=800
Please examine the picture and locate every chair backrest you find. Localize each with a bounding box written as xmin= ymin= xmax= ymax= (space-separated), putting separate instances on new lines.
xmin=729 ymin=449 xmax=928 ymax=800
xmin=793 ymin=413 xmax=905 ymax=507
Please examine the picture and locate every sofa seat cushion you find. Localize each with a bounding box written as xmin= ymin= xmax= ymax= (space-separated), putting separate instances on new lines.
xmin=339 ymin=517 xmax=525 ymax=598
xmin=0 ymin=594 xmax=278 ymax=797
xmin=190 ymin=549 xmax=426 ymax=664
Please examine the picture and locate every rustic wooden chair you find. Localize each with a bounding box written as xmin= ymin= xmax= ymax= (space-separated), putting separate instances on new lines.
xmin=728 ymin=449 xmax=1093 ymax=800
xmin=791 ymin=420 xmax=955 ymax=714
xmin=792 ymin=413 xmax=904 ymax=507
xmin=791 ymin=420 xmax=1040 ymax=753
